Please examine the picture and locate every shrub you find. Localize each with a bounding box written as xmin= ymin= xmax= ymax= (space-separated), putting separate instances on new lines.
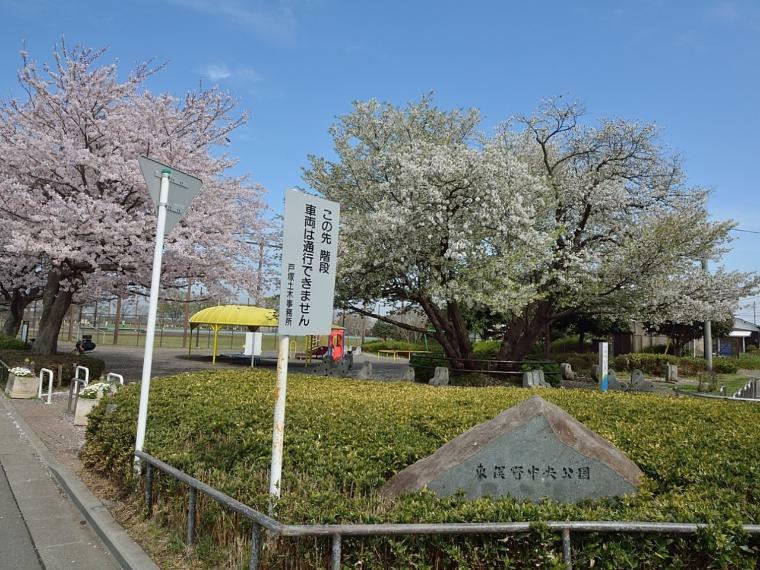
xmin=549 ymin=335 xmax=590 ymax=353
xmin=409 ymin=352 xmax=447 ymax=382
xmin=736 ymin=353 xmax=760 ymax=371
xmin=519 ymin=361 xmax=562 ymax=387
xmin=0 ymin=350 xmax=105 ymax=384
xmin=713 ymin=357 xmax=739 ymax=374
xmin=448 ymin=372 xmax=493 ymax=387
xmin=639 ymin=344 xmax=671 ymax=354
xmin=0 ymin=335 xmax=27 ymax=350
xmin=472 ymin=340 xmax=500 ymax=359
xmin=612 ymin=353 xmax=738 ymax=376
xmin=677 ymin=355 xmax=709 ymax=376
xmin=82 ymin=371 xmax=760 ymax=568
xmin=361 ymin=339 xmax=428 ymax=353
xmin=554 ymin=352 xmax=596 ymax=373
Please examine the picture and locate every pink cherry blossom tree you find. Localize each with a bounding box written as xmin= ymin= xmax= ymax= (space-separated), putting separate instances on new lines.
xmin=0 ymin=43 xmax=268 ymax=354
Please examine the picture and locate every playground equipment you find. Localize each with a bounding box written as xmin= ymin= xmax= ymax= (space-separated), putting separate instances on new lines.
xmin=305 ymin=326 xmax=352 ymax=374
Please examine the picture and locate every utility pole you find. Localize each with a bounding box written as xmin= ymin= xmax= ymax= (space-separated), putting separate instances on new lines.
xmin=702 ymin=258 xmax=713 ymax=371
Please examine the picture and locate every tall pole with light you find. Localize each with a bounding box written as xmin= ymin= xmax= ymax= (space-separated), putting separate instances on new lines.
xmin=702 ymin=257 xmax=713 ymax=372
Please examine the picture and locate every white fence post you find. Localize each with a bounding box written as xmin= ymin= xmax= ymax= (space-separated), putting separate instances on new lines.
xmin=38 ymin=368 xmax=54 ymax=405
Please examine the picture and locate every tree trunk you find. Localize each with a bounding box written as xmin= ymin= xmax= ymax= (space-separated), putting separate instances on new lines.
xmin=498 ymin=301 xmax=554 ymax=364
xmin=1 ymin=290 xmax=31 ymax=337
xmin=578 ymin=330 xmax=586 ymax=352
xmin=32 ymin=270 xmax=75 ymax=355
xmin=113 ymin=296 xmax=122 ymax=345
xmin=418 ymin=297 xmax=474 ymax=368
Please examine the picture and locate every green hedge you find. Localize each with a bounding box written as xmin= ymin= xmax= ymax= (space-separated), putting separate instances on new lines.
xmin=0 ymin=335 xmax=27 ymax=350
xmin=519 ymin=361 xmax=562 ymax=387
xmin=0 ymin=350 xmax=105 ymax=384
xmin=361 ymin=339 xmax=428 ymax=353
xmin=83 ymin=371 xmax=760 ymax=568
xmin=472 ymin=340 xmax=500 ymax=359
xmin=612 ymin=353 xmax=738 ymax=376
xmin=736 ymin=353 xmax=760 ymax=370
xmin=552 ymin=352 xmax=597 ymax=373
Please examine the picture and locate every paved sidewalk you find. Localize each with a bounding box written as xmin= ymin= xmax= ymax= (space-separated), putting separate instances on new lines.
xmin=0 ymin=399 xmax=120 ymax=570
xmin=0 ymin=460 xmax=41 ymax=569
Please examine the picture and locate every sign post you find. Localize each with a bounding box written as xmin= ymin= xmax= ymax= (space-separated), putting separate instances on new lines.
xmin=599 ymin=342 xmax=609 ymax=392
xmin=20 ymin=321 xmax=29 ymax=346
xmin=269 ymin=189 xmax=339 ymax=506
xmin=134 ymin=157 xmax=202 ymax=469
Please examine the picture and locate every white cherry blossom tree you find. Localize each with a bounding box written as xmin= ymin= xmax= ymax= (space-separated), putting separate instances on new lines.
xmin=305 ymin=96 xmax=757 ymax=365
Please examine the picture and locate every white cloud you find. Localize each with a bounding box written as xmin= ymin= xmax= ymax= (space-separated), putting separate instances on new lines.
xmin=204 ymin=64 xmax=232 ymax=81
xmin=201 ymin=63 xmax=263 ymax=84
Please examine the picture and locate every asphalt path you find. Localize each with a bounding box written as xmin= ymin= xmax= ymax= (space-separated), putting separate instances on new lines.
xmin=70 ymin=343 xmax=412 ymax=383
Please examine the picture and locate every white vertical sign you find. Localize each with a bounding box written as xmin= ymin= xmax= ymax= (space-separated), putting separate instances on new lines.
xmin=277 ymin=189 xmax=340 ymax=335
xmin=599 ymin=342 xmax=609 ymax=392
xmin=270 ymin=189 xmax=340 ymax=506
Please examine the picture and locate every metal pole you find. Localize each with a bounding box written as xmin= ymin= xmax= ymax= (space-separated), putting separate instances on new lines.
xmin=182 ymin=280 xmax=191 ymax=348
xmin=145 ymin=463 xmax=154 ymax=514
xmin=113 ymin=296 xmax=122 ymax=345
xmin=187 ymin=487 xmax=197 ymax=545
xmin=330 ymin=534 xmax=342 ymax=570
xmin=562 ymin=528 xmax=572 ymax=568
xmin=249 ymin=523 xmax=262 ymax=570
xmin=268 ymin=335 xmax=290 ymax=507
xmin=135 ymin=170 xmax=171 ymax=470
xmin=702 ymin=258 xmax=713 ymax=371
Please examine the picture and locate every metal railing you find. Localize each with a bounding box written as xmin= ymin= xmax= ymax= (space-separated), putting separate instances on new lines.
xmin=734 ymin=379 xmax=759 ymax=399
xmin=67 ymin=365 xmax=90 ymax=412
xmin=409 ymin=354 xmax=562 ymax=383
xmin=673 ymin=387 xmax=760 ymax=403
xmin=37 ymin=368 xmax=54 ymax=404
xmin=106 ymin=372 xmax=124 ymax=386
xmin=136 ymin=450 xmax=760 ymax=570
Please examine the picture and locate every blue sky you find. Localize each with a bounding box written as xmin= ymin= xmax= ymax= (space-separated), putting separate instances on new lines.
xmin=1 ymin=0 xmax=758 ymax=315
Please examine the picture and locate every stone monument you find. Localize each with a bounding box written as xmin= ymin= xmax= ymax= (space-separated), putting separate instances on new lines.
xmin=606 ymin=370 xmax=627 ymax=391
xmin=358 ymin=361 xmax=373 ymax=380
xmin=629 ymin=369 xmax=655 ymax=392
xmin=429 ymin=367 xmax=449 ymax=387
xmin=522 ymin=370 xmax=548 ymax=388
xmin=560 ymin=363 xmax=575 ymax=381
xmin=382 ymin=395 xmax=642 ymax=503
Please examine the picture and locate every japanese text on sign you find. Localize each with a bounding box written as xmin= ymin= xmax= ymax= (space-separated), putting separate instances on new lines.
xmin=475 ymin=463 xmax=591 ymax=481
xmin=278 ymin=190 xmax=340 ymax=335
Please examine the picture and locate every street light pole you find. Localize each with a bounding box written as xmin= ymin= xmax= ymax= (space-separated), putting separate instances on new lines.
xmin=702 ymin=258 xmax=713 ymax=372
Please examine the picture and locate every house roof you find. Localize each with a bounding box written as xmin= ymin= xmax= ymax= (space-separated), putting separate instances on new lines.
xmin=733 ymin=317 xmax=760 ymax=333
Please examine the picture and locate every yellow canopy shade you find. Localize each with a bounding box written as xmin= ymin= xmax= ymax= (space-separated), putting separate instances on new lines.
xmin=188 ymin=304 xmax=278 ymax=363
xmin=189 ymin=304 xmax=278 ymax=328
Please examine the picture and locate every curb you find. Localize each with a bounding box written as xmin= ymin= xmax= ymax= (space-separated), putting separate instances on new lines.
xmin=0 ymin=394 xmax=158 ymax=570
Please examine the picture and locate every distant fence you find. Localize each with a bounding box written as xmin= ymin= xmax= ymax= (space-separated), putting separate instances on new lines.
xmin=409 ymin=353 xmax=561 ymax=384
